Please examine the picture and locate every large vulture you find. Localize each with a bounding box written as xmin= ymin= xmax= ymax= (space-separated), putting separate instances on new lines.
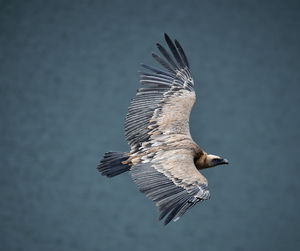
xmin=97 ymin=34 xmax=229 ymax=225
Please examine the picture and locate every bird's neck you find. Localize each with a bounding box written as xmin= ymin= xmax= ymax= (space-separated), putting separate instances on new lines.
xmin=195 ymin=152 xmax=210 ymax=170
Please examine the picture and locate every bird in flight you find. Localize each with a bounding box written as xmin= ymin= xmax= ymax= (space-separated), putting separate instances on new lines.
xmin=97 ymin=33 xmax=229 ymax=225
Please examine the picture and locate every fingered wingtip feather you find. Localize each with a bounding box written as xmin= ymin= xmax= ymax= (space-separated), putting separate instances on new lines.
xmin=163 ymin=33 xmax=186 ymax=68
xmin=156 ymin=43 xmax=165 ymax=53
xmin=164 ymin=33 xmax=171 ymax=41
xmin=152 ymin=52 xmax=176 ymax=74
xmin=174 ymin=39 xmax=189 ymax=68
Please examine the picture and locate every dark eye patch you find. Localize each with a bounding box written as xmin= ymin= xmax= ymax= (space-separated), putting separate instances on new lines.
xmin=212 ymin=158 xmax=220 ymax=164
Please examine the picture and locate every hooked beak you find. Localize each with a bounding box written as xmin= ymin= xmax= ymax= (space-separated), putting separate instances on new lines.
xmin=211 ymin=157 xmax=229 ymax=167
xmin=220 ymin=158 xmax=229 ymax=165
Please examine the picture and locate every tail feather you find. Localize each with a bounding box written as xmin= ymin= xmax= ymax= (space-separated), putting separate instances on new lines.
xmin=97 ymin=152 xmax=130 ymax=178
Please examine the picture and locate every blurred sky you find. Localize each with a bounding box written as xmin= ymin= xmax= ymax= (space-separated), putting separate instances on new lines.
xmin=1 ymin=0 xmax=300 ymax=250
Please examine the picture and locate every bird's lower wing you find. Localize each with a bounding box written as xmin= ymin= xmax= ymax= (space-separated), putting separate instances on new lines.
xmin=131 ymin=148 xmax=210 ymax=225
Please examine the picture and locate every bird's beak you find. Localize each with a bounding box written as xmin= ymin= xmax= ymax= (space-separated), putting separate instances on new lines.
xmin=220 ymin=158 xmax=229 ymax=165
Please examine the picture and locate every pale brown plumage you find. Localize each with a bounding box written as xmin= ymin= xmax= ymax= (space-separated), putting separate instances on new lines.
xmin=97 ymin=33 xmax=228 ymax=225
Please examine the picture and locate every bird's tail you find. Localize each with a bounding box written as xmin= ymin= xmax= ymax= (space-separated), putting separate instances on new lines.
xmin=97 ymin=152 xmax=131 ymax=178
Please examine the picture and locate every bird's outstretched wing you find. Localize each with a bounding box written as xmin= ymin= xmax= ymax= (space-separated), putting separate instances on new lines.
xmin=125 ymin=33 xmax=195 ymax=151
xmin=131 ymin=146 xmax=210 ymax=225
xmin=125 ymin=34 xmax=210 ymax=224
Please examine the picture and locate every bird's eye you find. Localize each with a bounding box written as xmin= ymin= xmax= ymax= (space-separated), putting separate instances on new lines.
xmin=212 ymin=158 xmax=220 ymax=163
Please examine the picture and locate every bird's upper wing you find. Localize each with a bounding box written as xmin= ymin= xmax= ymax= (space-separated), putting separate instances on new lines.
xmin=131 ymin=144 xmax=210 ymax=225
xmin=125 ymin=33 xmax=196 ymax=152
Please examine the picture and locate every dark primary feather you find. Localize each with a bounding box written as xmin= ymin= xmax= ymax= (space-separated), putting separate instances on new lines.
xmin=156 ymin=43 xmax=179 ymax=70
xmin=174 ymin=39 xmax=189 ymax=68
xmin=164 ymin=33 xmax=186 ymax=69
xmin=152 ymin=52 xmax=176 ymax=75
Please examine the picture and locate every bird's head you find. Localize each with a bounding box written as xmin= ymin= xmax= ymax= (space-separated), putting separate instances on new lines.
xmin=206 ymin=154 xmax=229 ymax=167
xmin=195 ymin=153 xmax=229 ymax=169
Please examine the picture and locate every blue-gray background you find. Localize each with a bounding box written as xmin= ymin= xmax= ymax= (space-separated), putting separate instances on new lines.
xmin=1 ymin=0 xmax=300 ymax=250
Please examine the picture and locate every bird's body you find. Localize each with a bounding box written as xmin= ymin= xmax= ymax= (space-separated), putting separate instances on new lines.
xmin=97 ymin=34 xmax=228 ymax=225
